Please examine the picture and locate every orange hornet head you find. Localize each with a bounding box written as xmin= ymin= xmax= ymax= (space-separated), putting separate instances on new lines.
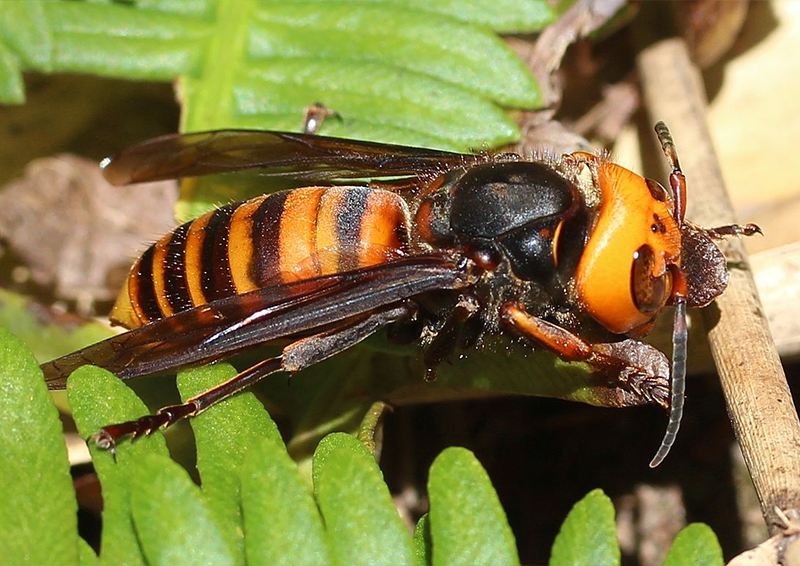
xmin=568 ymin=123 xmax=760 ymax=468
xmin=569 ymin=124 xmax=751 ymax=336
xmin=571 ymin=156 xmax=681 ymax=336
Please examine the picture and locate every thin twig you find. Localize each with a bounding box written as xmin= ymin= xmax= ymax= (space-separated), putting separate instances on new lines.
xmin=635 ymin=34 xmax=800 ymax=534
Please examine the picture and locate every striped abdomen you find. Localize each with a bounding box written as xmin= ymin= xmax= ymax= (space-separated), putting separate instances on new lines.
xmin=111 ymin=186 xmax=412 ymax=328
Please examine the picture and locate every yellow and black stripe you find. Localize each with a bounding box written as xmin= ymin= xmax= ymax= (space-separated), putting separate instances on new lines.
xmin=111 ymin=186 xmax=412 ymax=329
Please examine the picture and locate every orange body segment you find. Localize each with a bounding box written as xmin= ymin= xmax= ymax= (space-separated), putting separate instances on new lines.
xmin=359 ymin=190 xmax=408 ymax=267
xmin=183 ymin=211 xmax=212 ymax=307
xmin=278 ymin=187 xmax=326 ymax=283
xmin=111 ymin=256 xmax=146 ymax=327
xmin=314 ymin=187 xmax=349 ymax=276
xmin=112 ymin=186 xmax=411 ymax=330
xmin=228 ymin=195 xmax=267 ymax=294
xmin=151 ymin=236 xmax=173 ymax=317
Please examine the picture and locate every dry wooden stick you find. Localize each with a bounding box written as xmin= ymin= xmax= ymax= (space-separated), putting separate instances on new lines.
xmin=636 ymin=36 xmax=800 ymax=534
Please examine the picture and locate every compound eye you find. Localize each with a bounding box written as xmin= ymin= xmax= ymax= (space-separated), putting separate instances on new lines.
xmin=631 ymin=245 xmax=671 ymax=314
xmin=645 ymin=178 xmax=669 ymax=202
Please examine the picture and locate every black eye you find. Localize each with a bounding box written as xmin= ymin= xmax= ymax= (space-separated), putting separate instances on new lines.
xmin=651 ymin=214 xmax=666 ymax=234
xmin=646 ymin=179 xmax=669 ymax=202
xmin=631 ymin=245 xmax=670 ymax=313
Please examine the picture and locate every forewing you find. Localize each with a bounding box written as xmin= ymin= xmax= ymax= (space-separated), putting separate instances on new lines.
xmin=42 ymin=253 xmax=469 ymax=389
xmin=102 ymin=130 xmax=481 ymax=185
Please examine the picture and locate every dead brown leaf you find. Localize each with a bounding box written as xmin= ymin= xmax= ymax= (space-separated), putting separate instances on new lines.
xmin=510 ymin=0 xmax=627 ymax=112
xmin=727 ymin=508 xmax=800 ymax=565
xmin=0 ymin=154 xmax=177 ymax=308
xmin=678 ymin=0 xmax=750 ymax=67
xmin=514 ymin=119 xmax=594 ymax=159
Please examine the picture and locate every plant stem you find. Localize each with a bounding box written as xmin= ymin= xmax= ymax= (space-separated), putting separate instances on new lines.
xmin=636 ymin=35 xmax=800 ymax=535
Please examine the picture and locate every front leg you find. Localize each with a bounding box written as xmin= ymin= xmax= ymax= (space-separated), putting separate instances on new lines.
xmin=421 ymin=294 xmax=481 ymax=381
xmin=499 ymin=302 xmax=669 ymax=408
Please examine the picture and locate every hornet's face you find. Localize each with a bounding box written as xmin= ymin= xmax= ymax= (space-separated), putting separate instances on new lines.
xmin=570 ymin=156 xmax=682 ymax=335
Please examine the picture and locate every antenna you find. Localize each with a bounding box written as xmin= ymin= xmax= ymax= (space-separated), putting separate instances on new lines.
xmin=650 ymin=296 xmax=687 ymax=467
xmin=655 ymin=122 xmax=687 ymax=223
xmin=650 ymin=122 xmax=689 ymax=467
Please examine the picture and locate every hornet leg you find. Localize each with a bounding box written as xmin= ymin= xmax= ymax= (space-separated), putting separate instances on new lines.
xmin=500 ymin=302 xmax=669 ymax=408
xmin=703 ymin=223 xmax=762 ymax=239
xmin=91 ymin=303 xmax=414 ymax=452
xmin=421 ymin=293 xmax=481 ymax=381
